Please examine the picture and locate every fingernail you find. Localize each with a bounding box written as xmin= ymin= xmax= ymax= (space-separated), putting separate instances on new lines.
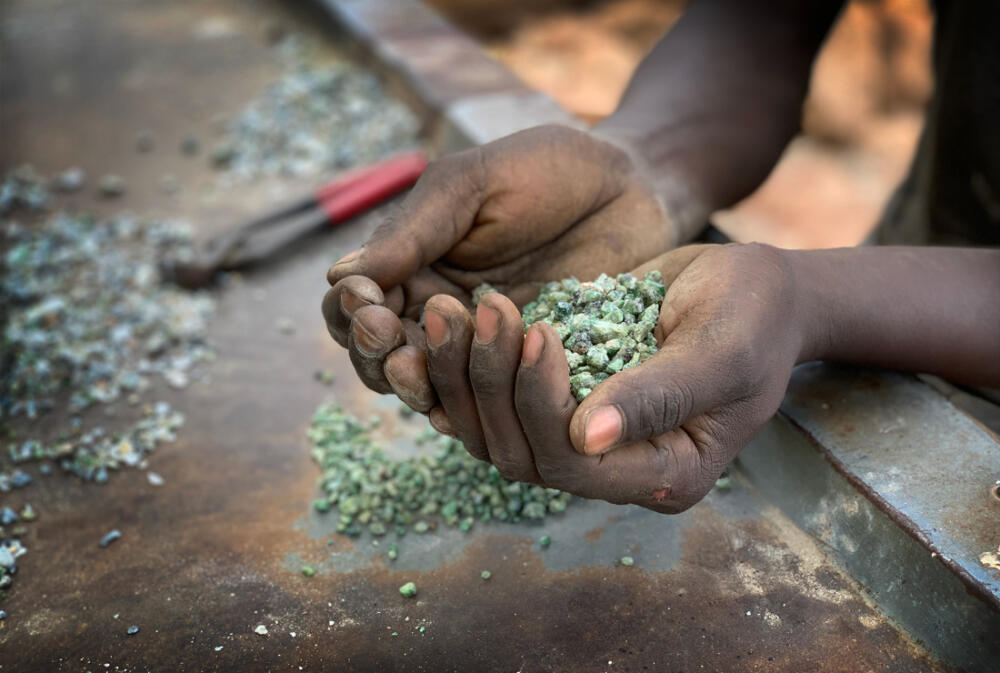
xmin=475 ymin=303 xmax=501 ymax=344
xmin=584 ymin=406 xmax=622 ymax=455
xmin=341 ymin=289 xmax=371 ymax=316
xmin=351 ymin=320 xmax=385 ymax=355
xmin=424 ymin=309 xmax=449 ymax=349
xmin=521 ymin=326 xmax=544 ymax=365
xmin=335 ymin=249 xmax=360 ymax=265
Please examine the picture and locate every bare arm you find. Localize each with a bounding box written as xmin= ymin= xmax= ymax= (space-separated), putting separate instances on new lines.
xmin=793 ymin=247 xmax=1000 ymax=386
xmin=596 ymin=0 xmax=844 ymax=240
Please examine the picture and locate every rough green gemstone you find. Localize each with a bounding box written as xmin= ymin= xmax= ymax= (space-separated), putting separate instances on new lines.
xmin=399 ymin=581 xmax=418 ymax=598
xmin=518 ymin=271 xmax=664 ymax=400
xmin=585 ymin=346 xmax=609 ymax=370
xmin=313 ymin=499 xmax=331 ymax=513
xmin=620 ymin=556 xmax=635 ymax=567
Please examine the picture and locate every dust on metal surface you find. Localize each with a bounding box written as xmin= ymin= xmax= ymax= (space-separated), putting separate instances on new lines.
xmin=781 ymin=363 xmax=1000 ymax=609
xmin=0 ymin=0 xmax=964 ymax=670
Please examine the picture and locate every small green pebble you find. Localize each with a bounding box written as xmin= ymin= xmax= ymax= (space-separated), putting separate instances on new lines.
xmin=419 ymin=626 xmax=425 ymax=633
xmin=313 ymin=370 xmax=335 ymax=386
xmin=98 ymin=174 xmax=126 ymax=198
xmin=539 ymin=535 xmax=551 ymax=548
xmin=313 ymin=498 xmax=331 ymax=513
xmin=387 ymin=543 xmax=398 ymax=561
xmin=620 ymin=556 xmax=635 ymax=567
xmin=180 ymin=135 xmax=200 ymax=155
xmin=471 ymin=283 xmax=498 ymax=305
xmin=480 ymin=570 xmax=491 ymax=580
xmin=301 ymin=566 xmax=316 ymax=577
xmin=714 ymin=465 xmax=732 ymax=491
xmin=520 ymin=271 xmax=665 ymax=401
xmin=210 ymin=143 xmax=236 ymax=168
xmin=399 ymin=581 xmax=418 ymax=598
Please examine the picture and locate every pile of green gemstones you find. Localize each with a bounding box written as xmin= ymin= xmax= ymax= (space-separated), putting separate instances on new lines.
xmin=521 ymin=271 xmax=666 ymax=401
xmin=308 ymin=404 xmax=571 ymax=537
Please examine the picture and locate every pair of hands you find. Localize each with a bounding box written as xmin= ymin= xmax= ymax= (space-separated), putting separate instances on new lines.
xmin=323 ymin=125 xmax=806 ymax=513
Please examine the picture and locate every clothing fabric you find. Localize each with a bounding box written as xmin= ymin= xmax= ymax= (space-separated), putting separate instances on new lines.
xmin=877 ymin=0 xmax=1000 ymax=246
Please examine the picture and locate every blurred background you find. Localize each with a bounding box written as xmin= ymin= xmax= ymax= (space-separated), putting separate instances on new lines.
xmin=430 ymin=0 xmax=932 ymax=248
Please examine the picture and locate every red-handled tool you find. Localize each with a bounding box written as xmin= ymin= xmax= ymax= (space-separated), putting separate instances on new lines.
xmin=160 ymin=151 xmax=428 ymax=289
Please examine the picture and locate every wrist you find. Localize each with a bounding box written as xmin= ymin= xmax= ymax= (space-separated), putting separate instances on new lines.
xmin=783 ymin=248 xmax=836 ymax=365
xmin=590 ymin=122 xmax=714 ymax=246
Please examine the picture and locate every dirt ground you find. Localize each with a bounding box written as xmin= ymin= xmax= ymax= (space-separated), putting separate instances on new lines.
xmin=427 ymin=0 xmax=933 ymax=249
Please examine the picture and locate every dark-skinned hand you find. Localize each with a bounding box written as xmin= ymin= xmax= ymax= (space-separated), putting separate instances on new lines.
xmin=373 ymin=243 xmax=808 ymax=513
xmin=322 ymin=124 xmax=678 ymax=434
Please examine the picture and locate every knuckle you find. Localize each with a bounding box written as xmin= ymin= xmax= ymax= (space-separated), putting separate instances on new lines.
xmin=699 ymin=456 xmax=728 ymax=488
xmin=723 ymin=340 xmax=760 ymax=394
xmin=532 ymin=457 xmax=567 ymax=489
xmin=425 ymin=148 xmax=487 ymax=199
xmin=491 ymin=455 xmax=536 ymax=485
xmin=620 ymin=378 xmax=693 ymax=440
xmin=470 ymin=374 xmax=504 ymax=400
xmin=348 ymin=346 xmax=392 ymax=394
xmin=461 ymin=440 xmax=490 ymax=462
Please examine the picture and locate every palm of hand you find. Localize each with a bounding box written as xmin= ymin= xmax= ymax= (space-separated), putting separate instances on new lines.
xmin=565 ymin=244 xmax=800 ymax=511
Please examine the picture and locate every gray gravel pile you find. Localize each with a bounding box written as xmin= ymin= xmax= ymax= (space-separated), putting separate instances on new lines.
xmin=0 ymin=168 xmax=212 ymax=605
xmin=212 ymin=42 xmax=420 ymax=180
xmin=1 ymin=169 xmax=210 ymax=480
xmin=1 ymin=182 xmax=213 ymax=422
xmin=0 ymin=165 xmax=50 ymax=215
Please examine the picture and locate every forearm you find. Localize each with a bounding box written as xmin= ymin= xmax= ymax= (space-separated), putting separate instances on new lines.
xmin=790 ymin=247 xmax=1000 ymax=387
xmin=594 ymin=0 xmax=842 ymax=241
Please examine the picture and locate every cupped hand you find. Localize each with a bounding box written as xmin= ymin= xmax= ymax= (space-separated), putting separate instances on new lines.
xmin=405 ymin=243 xmax=811 ymax=513
xmin=321 ymin=124 xmax=677 ymax=410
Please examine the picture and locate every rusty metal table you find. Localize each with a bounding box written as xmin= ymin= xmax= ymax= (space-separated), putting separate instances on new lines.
xmin=0 ymin=0 xmax=986 ymax=670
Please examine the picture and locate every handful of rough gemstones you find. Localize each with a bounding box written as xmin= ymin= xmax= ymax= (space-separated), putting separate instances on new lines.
xmin=520 ymin=271 xmax=666 ymax=401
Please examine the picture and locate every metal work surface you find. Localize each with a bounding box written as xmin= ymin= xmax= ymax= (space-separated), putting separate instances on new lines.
xmin=739 ymin=406 xmax=1000 ymax=673
xmin=782 ymin=364 xmax=1000 ymax=607
xmin=737 ymin=365 xmax=1000 ymax=673
xmin=0 ymin=0 xmax=971 ymax=671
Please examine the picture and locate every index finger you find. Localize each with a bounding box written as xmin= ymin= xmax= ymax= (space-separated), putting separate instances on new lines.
xmin=327 ymin=149 xmax=486 ymax=290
